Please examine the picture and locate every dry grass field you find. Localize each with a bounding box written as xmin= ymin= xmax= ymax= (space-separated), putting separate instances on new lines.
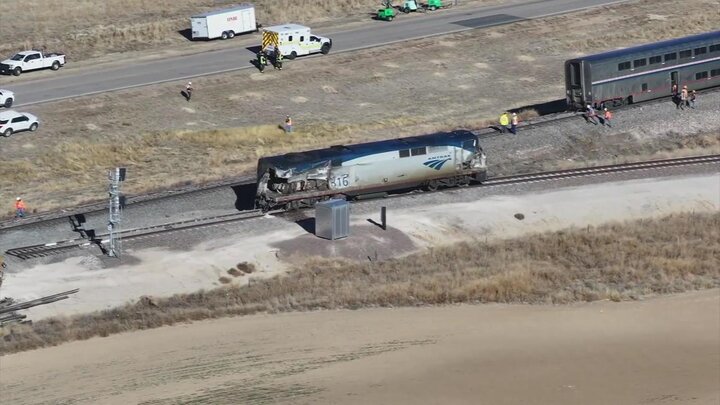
xmin=1 ymin=211 xmax=718 ymax=354
xmin=1 ymin=0 xmax=718 ymax=217
xmin=0 ymin=0 xmax=500 ymax=61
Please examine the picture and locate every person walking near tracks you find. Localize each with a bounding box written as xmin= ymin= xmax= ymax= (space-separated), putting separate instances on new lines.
xmin=185 ymin=81 xmax=194 ymax=102
xmin=585 ymin=104 xmax=598 ymax=125
xmin=498 ymin=112 xmax=510 ymax=133
xmin=680 ymin=85 xmax=688 ymax=110
xmin=689 ymin=90 xmax=697 ymax=109
xmin=257 ymin=51 xmax=268 ymax=73
xmin=510 ymin=112 xmax=519 ymax=134
xmin=274 ymin=51 xmax=283 ymax=70
xmin=603 ymin=108 xmax=613 ymax=128
xmin=15 ymin=197 xmax=26 ymax=218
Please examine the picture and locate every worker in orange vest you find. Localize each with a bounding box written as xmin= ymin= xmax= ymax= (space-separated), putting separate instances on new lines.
xmin=15 ymin=197 xmax=27 ymax=218
xmin=603 ymin=108 xmax=613 ymax=128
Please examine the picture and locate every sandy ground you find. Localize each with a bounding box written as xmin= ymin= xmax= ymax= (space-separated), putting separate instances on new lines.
xmin=1 ymin=289 xmax=717 ymax=404
xmin=3 ymin=171 xmax=718 ymax=319
xmin=1 ymin=0 xmax=718 ymax=215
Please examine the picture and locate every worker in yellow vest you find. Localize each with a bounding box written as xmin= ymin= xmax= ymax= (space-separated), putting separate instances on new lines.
xmin=499 ymin=112 xmax=510 ymax=133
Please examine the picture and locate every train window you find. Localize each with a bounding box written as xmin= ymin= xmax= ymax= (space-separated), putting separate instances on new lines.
xmin=694 ymin=47 xmax=707 ymax=56
xmin=664 ymin=52 xmax=677 ymax=62
xmin=617 ymin=61 xmax=631 ymax=71
xmin=649 ymin=55 xmax=662 ymax=65
xmin=462 ymin=140 xmax=475 ymax=150
xmin=711 ymin=69 xmax=720 ymax=77
xmin=679 ymin=49 xmax=692 ymax=59
xmin=710 ymin=44 xmax=720 ymax=52
xmin=399 ymin=149 xmax=410 ymax=158
xmin=633 ymin=58 xmax=647 ymax=68
xmin=695 ymin=71 xmax=708 ymax=80
xmin=641 ymin=83 xmax=648 ymax=92
xmin=411 ymin=147 xmax=427 ymax=156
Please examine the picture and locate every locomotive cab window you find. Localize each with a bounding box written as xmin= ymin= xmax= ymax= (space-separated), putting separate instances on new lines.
xmin=618 ymin=61 xmax=631 ymax=71
xmin=633 ymin=58 xmax=647 ymax=68
xmin=462 ymin=140 xmax=475 ymax=150
xmin=694 ymin=47 xmax=707 ymax=56
xmin=399 ymin=149 xmax=410 ymax=158
xmin=664 ymin=52 xmax=677 ymax=62
xmin=679 ymin=49 xmax=692 ymax=59
xmin=649 ymin=55 xmax=662 ymax=65
xmin=411 ymin=147 xmax=427 ymax=156
xmin=695 ymin=71 xmax=708 ymax=80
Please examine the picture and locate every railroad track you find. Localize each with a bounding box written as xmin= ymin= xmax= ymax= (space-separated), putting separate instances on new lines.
xmin=5 ymin=209 xmax=273 ymax=260
xmin=6 ymin=154 xmax=718 ymax=261
xmin=5 ymin=87 xmax=719 ymax=232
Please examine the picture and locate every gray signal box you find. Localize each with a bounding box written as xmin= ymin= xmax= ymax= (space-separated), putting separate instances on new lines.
xmin=315 ymin=199 xmax=349 ymax=240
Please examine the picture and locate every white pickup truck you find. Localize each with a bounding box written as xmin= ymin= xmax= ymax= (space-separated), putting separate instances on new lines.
xmin=0 ymin=50 xmax=66 ymax=76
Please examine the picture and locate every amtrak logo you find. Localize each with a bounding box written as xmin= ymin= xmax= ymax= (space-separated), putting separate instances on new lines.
xmin=423 ymin=158 xmax=451 ymax=170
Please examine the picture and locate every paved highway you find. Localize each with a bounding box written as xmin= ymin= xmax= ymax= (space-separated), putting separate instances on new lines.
xmin=7 ymin=0 xmax=628 ymax=106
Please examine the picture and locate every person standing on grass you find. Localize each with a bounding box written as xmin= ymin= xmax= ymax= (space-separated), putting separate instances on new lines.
xmin=510 ymin=112 xmax=519 ymax=134
xmin=284 ymin=115 xmax=293 ymax=133
xmin=185 ymin=81 xmax=193 ymax=102
xmin=15 ymin=197 xmax=26 ymax=218
xmin=603 ymin=108 xmax=613 ymax=128
xmin=689 ymin=90 xmax=696 ymax=109
xmin=498 ymin=112 xmax=510 ymax=133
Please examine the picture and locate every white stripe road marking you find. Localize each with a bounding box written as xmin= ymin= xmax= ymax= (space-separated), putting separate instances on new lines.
xmin=592 ymin=55 xmax=720 ymax=85
xmin=15 ymin=0 xmax=632 ymax=107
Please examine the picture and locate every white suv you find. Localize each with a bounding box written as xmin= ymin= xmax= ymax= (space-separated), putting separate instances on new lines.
xmin=0 ymin=89 xmax=14 ymax=108
xmin=0 ymin=111 xmax=39 ymax=137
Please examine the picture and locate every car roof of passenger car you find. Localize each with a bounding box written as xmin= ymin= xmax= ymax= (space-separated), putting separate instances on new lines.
xmin=0 ymin=111 xmax=24 ymax=119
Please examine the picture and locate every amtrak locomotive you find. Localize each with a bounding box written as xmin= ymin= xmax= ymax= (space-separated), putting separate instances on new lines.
xmin=255 ymin=130 xmax=487 ymax=211
xmin=565 ymin=30 xmax=720 ymax=109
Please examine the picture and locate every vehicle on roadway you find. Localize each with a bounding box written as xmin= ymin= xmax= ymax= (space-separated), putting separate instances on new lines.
xmin=0 ymin=89 xmax=14 ymax=108
xmin=565 ymin=30 xmax=720 ymax=109
xmin=255 ymin=130 xmax=487 ymax=211
xmin=0 ymin=110 xmax=39 ymax=137
xmin=0 ymin=50 xmax=66 ymax=76
xmin=190 ymin=4 xmax=258 ymax=40
xmin=261 ymin=24 xmax=332 ymax=60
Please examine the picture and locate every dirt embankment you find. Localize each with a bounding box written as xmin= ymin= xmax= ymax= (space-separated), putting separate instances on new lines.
xmin=1 ymin=289 xmax=718 ymax=404
xmin=2 ymin=210 xmax=718 ymax=355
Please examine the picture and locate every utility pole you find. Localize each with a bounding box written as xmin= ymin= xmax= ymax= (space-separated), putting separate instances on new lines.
xmin=107 ymin=167 xmax=126 ymax=258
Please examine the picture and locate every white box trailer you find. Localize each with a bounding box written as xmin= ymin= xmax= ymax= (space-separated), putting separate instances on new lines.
xmin=191 ymin=4 xmax=257 ymax=40
xmin=261 ymin=24 xmax=332 ymax=59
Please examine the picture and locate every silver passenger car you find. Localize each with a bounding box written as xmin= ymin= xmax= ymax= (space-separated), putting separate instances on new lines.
xmin=565 ymin=30 xmax=720 ymax=109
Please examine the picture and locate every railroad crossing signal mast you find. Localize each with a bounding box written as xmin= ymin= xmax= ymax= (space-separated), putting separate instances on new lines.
xmin=107 ymin=167 xmax=126 ymax=258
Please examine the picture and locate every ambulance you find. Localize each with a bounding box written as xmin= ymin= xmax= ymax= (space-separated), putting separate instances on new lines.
xmin=261 ymin=24 xmax=333 ymax=59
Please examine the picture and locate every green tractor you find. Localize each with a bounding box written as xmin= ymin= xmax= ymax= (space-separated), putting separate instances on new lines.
xmin=377 ymin=1 xmax=397 ymax=21
xmin=425 ymin=0 xmax=452 ymax=11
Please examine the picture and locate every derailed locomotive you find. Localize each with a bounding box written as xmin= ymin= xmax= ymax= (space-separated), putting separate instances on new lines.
xmin=255 ymin=130 xmax=487 ymax=211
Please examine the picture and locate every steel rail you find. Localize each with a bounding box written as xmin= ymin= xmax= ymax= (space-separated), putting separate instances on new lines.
xmin=6 ymin=154 xmax=718 ymax=261
xmin=5 ymin=86 xmax=718 ymax=231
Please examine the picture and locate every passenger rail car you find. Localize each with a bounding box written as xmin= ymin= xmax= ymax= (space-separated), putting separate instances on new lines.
xmin=565 ymin=30 xmax=720 ymax=109
xmin=255 ymin=130 xmax=487 ymax=211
